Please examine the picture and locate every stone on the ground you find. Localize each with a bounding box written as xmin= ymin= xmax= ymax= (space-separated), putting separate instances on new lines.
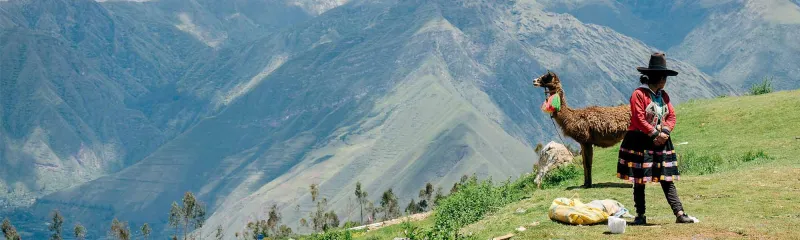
xmin=515 ymin=208 xmax=526 ymax=214
xmin=533 ymin=141 xmax=575 ymax=188
xmin=516 ymin=226 xmax=527 ymax=232
xmin=492 ymin=233 xmax=515 ymax=240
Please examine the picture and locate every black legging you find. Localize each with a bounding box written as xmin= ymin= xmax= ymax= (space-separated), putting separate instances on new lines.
xmin=634 ymin=181 xmax=684 ymax=216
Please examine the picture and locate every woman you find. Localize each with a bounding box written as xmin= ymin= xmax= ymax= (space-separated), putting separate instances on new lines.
xmin=616 ymin=53 xmax=696 ymax=225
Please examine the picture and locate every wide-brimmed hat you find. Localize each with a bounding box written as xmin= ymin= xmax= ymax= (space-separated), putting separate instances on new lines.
xmin=637 ymin=52 xmax=678 ymax=76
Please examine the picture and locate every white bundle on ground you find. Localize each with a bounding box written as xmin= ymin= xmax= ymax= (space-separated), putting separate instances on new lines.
xmin=534 ymin=141 xmax=575 ymax=188
xmin=608 ymin=216 xmax=626 ymax=234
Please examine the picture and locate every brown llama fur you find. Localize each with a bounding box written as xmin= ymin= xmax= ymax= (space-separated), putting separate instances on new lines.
xmin=533 ymin=71 xmax=630 ymax=188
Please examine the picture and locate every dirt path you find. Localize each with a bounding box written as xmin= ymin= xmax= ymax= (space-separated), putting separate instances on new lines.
xmin=348 ymin=212 xmax=432 ymax=231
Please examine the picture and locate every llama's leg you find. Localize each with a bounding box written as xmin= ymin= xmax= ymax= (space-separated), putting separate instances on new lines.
xmin=581 ymin=143 xmax=594 ymax=188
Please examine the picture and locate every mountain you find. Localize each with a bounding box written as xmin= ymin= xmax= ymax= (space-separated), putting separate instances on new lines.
xmin=536 ymin=0 xmax=800 ymax=91
xmin=0 ymin=0 xmax=322 ymax=211
xmin=0 ymin=0 xmax=206 ymax=210
xmin=11 ymin=0 xmax=738 ymax=238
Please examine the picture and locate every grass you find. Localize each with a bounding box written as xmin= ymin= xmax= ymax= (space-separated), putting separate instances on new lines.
xmin=356 ymin=89 xmax=800 ymax=239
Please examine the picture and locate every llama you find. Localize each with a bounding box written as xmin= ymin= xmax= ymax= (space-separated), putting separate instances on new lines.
xmin=533 ymin=70 xmax=630 ymax=188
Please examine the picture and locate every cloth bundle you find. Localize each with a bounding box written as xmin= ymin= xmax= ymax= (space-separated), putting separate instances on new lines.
xmin=548 ymin=198 xmax=633 ymax=225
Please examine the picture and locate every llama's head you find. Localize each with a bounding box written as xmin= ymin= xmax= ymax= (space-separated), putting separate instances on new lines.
xmin=532 ymin=70 xmax=561 ymax=93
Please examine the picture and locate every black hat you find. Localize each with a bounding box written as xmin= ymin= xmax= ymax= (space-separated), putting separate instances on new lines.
xmin=637 ymin=52 xmax=678 ymax=76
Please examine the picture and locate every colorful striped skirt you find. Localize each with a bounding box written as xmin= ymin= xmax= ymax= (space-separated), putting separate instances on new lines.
xmin=616 ymin=131 xmax=680 ymax=184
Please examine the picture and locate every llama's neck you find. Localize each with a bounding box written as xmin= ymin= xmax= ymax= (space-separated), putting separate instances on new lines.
xmin=555 ymin=87 xmax=568 ymax=109
xmin=551 ymin=86 xmax=572 ymax=122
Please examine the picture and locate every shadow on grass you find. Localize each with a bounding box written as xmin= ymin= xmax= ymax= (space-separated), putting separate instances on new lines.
xmin=565 ymin=182 xmax=632 ymax=190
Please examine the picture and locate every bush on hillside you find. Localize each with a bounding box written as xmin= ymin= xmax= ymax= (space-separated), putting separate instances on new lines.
xmin=305 ymin=229 xmax=354 ymax=240
xmin=420 ymin=174 xmax=531 ymax=239
xmin=540 ymin=164 xmax=581 ymax=188
xmin=749 ymin=76 xmax=773 ymax=95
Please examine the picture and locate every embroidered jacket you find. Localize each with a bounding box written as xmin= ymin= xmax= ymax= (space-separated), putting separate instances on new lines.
xmin=627 ymin=85 xmax=676 ymax=137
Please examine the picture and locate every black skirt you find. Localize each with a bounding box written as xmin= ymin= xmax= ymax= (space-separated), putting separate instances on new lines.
xmin=616 ymin=131 xmax=680 ymax=184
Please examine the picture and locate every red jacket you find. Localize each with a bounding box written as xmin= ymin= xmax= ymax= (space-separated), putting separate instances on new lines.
xmin=628 ymin=87 xmax=676 ymax=137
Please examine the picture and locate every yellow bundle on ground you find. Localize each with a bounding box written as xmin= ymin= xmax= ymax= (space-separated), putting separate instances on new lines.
xmin=548 ymin=198 xmax=629 ymax=225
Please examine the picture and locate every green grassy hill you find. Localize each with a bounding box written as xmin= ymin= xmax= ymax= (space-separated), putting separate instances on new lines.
xmin=351 ymin=89 xmax=800 ymax=239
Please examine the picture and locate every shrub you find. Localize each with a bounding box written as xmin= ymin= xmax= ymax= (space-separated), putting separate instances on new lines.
xmin=401 ymin=220 xmax=422 ymax=240
xmin=541 ymin=164 xmax=581 ymax=188
xmin=749 ymin=76 xmax=773 ymax=95
xmin=424 ymin=175 xmax=524 ymax=239
xmin=306 ymin=229 xmax=353 ymax=240
xmin=342 ymin=221 xmax=360 ymax=229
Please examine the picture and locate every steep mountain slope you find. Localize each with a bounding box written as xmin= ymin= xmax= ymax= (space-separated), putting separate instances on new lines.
xmin=536 ymin=0 xmax=800 ymax=90
xmin=26 ymin=1 xmax=735 ymax=238
xmin=533 ymin=0 xmax=734 ymax=51
xmin=671 ymin=0 xmax=800 ymax=91
xmin=0 ymin=0 xmax=206 ymax=209
xmin=0 ymin=0 xmax=318 ymax=210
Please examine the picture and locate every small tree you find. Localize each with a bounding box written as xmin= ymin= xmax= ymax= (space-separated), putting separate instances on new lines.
xmin=181 ymin=192 xmax=206 ymax=240
xmin=169 ymin=202 xmax=182 ymax=238
xmin=380 ymin=188 xmax=399 ymax=220
xmin=450 ymin=175 xmax=471 ymax=194
xmin=49 ymin=209 xmax=64 ymax=240
xmin=2 ymin=218 xmax=21 ymax=240
xmin=323 ymin=210 xmax=340 ymax=231
xmin=277 ymin=224 xmax=293 ymax=238
xmin=109 ymin=218 xmax=131 ymax=240
xmin=266 ymin=204 xmax=281 ymax=235
xmin=405 ymin=199 xmax=419 ymax=214
xmin=418 ymin=182 xmax=434 ymax=211
xmin=310 ymin=183 xmax=319 ymax=202
xmin=366 ymin=201 xmax=378 ymax=223
xmin=245 ymin=220 xmax=268 ymax=240
xmin=141 ymin=223 xmax=151 ymax=240
xmin=354 ymin=181 xmax=368 ymax=224
xmin=74 ymin=223 xmax=86 ymax=240
xmin=167 ymin=191 xmax=206 ymax=240
xmin=215 ymin=225 xmax=224 ymax=240
xmin=308 ymin=183 xmax=329 ymax=233
xmin=299 ymin=218 xmax=308 ymax=229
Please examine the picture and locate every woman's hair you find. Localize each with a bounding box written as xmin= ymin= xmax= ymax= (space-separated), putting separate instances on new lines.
xmin=639 ymin=74 xmax=665 ymax=84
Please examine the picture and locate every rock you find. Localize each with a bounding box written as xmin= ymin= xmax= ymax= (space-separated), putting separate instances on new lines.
xmin=528 ymin=221 xmax=540 ymax=227
xmin=492 ymin=233 xmax=515 ymax=240
xmin=516 ymin=226 xmax=527 ymax=232
xmin=515 ymin=208 xmax=526 ymax=214
xmin=533 ymin=141 xmax=575 ymax=188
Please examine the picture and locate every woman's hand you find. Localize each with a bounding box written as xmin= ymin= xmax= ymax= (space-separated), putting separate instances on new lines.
xmin=654 ymin=132 xmax=669 ymax=146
